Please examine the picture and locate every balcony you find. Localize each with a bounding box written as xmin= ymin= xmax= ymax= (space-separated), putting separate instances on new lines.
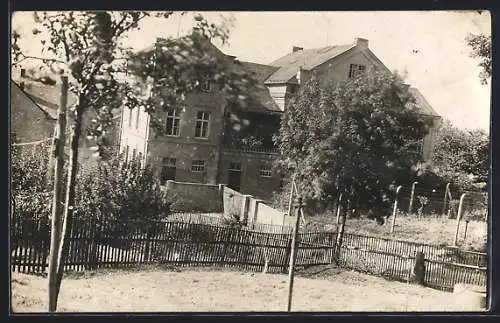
xmin=222 ymin=146 xmax=280 ymax=155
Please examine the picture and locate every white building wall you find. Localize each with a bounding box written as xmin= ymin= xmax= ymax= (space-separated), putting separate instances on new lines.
xmin=119 ymin=104 xmax=150 ymax=165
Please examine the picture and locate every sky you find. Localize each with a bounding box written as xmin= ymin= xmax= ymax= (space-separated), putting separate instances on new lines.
xmin=12 ymin=11 xmax=491 ymax=132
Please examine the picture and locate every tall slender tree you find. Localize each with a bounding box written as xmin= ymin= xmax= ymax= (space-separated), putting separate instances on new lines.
xmin=11 ymin=10 xmax=258 ymax=311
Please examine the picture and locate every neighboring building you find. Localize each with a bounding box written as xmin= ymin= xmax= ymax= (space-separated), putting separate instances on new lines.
xmin=10 ymin=68 xmax=122 ymax=162
xmin=119 ymin=37 xmax=442 ymax=200
xmin=10 ymin=79 xmax=57 ymax=144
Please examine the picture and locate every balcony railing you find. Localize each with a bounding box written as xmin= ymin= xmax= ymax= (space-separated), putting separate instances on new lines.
xmin=222 ymin=146 xmax=280 ymax=155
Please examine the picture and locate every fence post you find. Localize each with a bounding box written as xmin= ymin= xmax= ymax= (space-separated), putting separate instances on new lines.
xmin=240 ymin=195 xmax=252 ymax=224
xmin=463 ymin=220 xmax=469 ymax=244
xmin=287 ymin=176 xmax=295 ymax=216
xmin=336 ymin=192 xmax=343 ymax=224
xmin=335 ymin=211 xmax=346 ymax=261
xmin=442 ymin=183 xmax=451 ymax=216
xmin=408 ymin=182 xmax=418 ymax=215
xmin=411 ymin=251 xmax=426 ymax=286
xmin=287 ymin=197 xmax=303 ymax=312
xmin=391 ymin=185 xmax=403 ymax=233
xmin=283 ymin=236 xmax=293 ymax=273
xmin=453 ymin=193 xmax=467 ymax=247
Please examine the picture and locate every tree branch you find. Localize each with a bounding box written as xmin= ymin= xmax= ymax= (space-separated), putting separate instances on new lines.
xmin=13 ymin=53 xmax=65 ymax=65
xmin=61 ymin=30 xmax=72 ymax=63
xmin=81 ymin=61 xmax=103 ymax=94
xmin=114 ymin=12 xmax=150 ymax=39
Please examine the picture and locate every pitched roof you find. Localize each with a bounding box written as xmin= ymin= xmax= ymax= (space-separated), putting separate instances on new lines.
xmin=234 ymin=61 xmax=281 ymax=113
xmin=266 ymin=44 xmax=355 ymax=84
xmin=11 ymin=79 xmax=57 ymax=120
xmin=236 ymin=61 xmax=279 ymax=83
xmin=11 ymin=75 xmax=79 ymax=120
xmin=408 ymin=87 xmax=440 ymax=117
xmin=11 ymin=80 xmax=59 ymax=120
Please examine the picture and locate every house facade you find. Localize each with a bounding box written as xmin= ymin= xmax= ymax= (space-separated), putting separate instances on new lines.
xmin=10 ymin=68 xmax=123 ymax=163
xmin=119 ymin=37 xmax=442 ymax=200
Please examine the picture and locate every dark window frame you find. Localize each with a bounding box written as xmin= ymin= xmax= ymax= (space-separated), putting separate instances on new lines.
xmin=194 ymin=111 xmax=210 ymax=138
xmin=191 ymin=159 xmax=206 ymax=172
xmin=165 ymin=108 xmax=181 ymax=136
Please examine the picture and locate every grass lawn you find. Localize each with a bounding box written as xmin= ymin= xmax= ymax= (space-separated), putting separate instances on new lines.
xmin=11 ymin=265 xmax=485 ymax=313
xmin=304 ymin=214 xmax=487 ymax=252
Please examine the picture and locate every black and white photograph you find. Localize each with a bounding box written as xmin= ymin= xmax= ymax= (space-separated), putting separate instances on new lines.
xmin=10 ymin=10 xmax=491 ymax=312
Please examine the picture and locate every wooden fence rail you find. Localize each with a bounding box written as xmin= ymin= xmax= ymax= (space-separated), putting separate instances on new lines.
xmin=338 ymin=232 xmax=487 ymax=292
xmin=10 ymin=217 xmax=334 ymax=276
xmin=10 ymin=215 xmax=487 ymax=293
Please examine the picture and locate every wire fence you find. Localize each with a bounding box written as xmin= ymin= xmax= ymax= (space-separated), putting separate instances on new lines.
xmin=395 ymin=185 xmax=487 ymax=221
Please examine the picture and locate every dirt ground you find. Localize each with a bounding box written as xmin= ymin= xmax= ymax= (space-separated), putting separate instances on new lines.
xmin=10 ymin=265 xmax=485 ymax=313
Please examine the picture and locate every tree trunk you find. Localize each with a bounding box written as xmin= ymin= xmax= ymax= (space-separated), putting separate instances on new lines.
xmin=55 ymin=107 xmax=84 ymax=300
xmin=47 ymin=76 xmax=67 ymax=312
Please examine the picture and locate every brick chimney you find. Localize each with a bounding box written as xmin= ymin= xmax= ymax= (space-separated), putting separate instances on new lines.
xmin=292 ymin=46 xmax=303 ymax=53
xmin=354 ymin=38 xmax=369 ymax=49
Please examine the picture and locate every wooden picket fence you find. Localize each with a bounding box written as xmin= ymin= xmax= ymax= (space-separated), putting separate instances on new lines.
xmin=339 ymin=232 xmax=487 ymax=292
xmin=10 ymin=215 xmax=487 ymax=293
xmin=10 ymin=216 xmax=335 ymax=275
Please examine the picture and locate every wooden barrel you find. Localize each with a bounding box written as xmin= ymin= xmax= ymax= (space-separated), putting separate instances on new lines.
xmin=452 ymin=283 xmax=487 ymax=310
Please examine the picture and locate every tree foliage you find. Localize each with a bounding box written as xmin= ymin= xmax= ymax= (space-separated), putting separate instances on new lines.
xmin=274 ymin=70 xmax=432 ymax=217
xmin=431 ymin=120 xmax=489 ymax=186
xmin=11 ymin=140 xmax=54 ymax=221
xmin=12 ymin=11 xmax=256 ymax=155
xmin=75 ymin=157 xmax=170 ymax=238
xmin=466 ymin=33 xmax=491 ymax=85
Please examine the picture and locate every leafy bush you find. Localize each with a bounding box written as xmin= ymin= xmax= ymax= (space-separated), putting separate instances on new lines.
xmin=75 ymin=157 xmax=170 ymax=225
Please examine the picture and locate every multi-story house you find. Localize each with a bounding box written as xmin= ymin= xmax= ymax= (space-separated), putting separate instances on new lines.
xmin=119 ymin=37 xmax=441 ymax=200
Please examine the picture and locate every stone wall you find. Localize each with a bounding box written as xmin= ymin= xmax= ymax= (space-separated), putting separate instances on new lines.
xmin=165 ymin=180 xmax=223 ymax=213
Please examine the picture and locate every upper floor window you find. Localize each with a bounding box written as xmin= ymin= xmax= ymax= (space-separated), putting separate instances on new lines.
xmin=259 ymin=164 xmax=273 ymax=178
xmin=201 ymin=78 xmax=212 ymax=92
xmin=128 ymin=108 xmax=133 ymax=128
xmin=195 ymin=111 xmax=210 ymax=138
xmin=348 ymin=64 xmax=366 ymax=78
xmin=166 ymin=108 xmax=181 ymax=136
xmin=191 ymin=160 xmax=205 ymax=172
xmin=135 ymin=108 xmax=141 ymax=129
xmin=124 ymin=145 xmax=130 ymax=164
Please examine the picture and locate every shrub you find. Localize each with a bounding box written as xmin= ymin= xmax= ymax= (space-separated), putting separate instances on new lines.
xmin=75 ymin=157 xmax=170 ymax=227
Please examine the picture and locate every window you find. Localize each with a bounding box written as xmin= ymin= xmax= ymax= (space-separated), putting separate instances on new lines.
xmin=201 ymin=78 xmax=211 ymax=92
xmin=259 ymin=164 xmax=272 ymax=178
xmin=132 ymin=148 xmax=137 ymax=160
xmin=195 ymin=111 xmax=210 ymax=138
xmin=165 ymin=108 xmax=181 ymax=136
xmin=124 ymin=145 xmax=129 ymax=164
xmin=229 ymin=162 xmax=242 ymax=171
xmin=135 ymin=108 xmax=140 ymax=129
xmin=128 ymin=109 xmax=133 ymax=128
xmin=161 ymin=157 xmax=176 ymax=183
xmin=348 ymin=64 xmax=366 ymax=78
xmin=191 ymin=160 xmax=205 ymax=172
xmin=199 ymin=74 xmax=212 ymax=92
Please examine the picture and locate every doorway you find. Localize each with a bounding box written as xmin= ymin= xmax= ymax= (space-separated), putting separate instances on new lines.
xmin=227 ymin=162 xmax=242 ymax=192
